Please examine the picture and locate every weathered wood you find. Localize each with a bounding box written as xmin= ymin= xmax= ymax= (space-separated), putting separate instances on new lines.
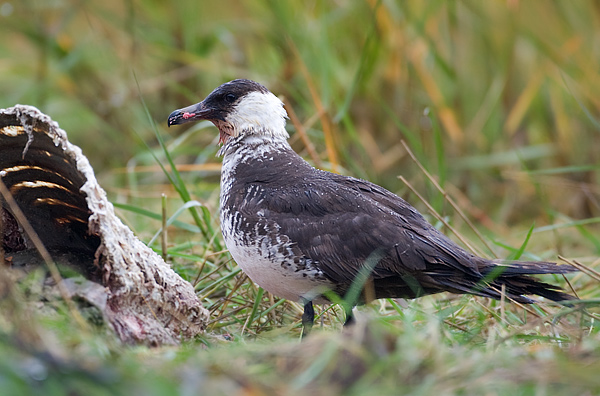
xmin=0 ymin=105 xmax=208 ymax=345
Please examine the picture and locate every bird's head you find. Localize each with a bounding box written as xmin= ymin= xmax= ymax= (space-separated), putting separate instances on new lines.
xmin=168 ymin=79 xmax=288 ymax=150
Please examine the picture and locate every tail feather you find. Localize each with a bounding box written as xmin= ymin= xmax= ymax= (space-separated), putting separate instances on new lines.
xmin=488 ymin=260 xmax=577 ymax=275
xmin=478 ymin=260 xmax=577 ymax=303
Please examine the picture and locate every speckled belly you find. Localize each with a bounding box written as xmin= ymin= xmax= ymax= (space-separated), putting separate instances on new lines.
xmin=221 ymin=210 xmax=332 ymax=302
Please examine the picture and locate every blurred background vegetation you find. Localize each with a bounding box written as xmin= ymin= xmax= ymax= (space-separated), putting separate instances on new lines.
xmin=1 ymin=0 xmax=600 ymax=394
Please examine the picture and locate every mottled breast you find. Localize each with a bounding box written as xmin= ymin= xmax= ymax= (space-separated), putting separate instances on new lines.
xmin=219 ymin=144 xmax=333 ymax=302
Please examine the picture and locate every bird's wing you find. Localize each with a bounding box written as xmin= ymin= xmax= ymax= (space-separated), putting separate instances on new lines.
xmin=234 ymin=167 xmax=483 ymax=286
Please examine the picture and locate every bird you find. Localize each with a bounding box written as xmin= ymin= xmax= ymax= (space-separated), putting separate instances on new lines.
xmin=168 ymin=79 xmax=576 ymax=333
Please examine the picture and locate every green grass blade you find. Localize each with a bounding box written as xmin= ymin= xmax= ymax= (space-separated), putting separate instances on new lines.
xmin=113 ymin=202 xmax=201 ymax=233
xmin=508 ymin=222 xmax=535 ymax=260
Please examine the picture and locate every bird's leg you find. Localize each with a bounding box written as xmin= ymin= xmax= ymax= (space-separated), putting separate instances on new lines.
xmin=344 ymin=307 xmax=355 ymax=326
xmin=301 ymin=299 xmax=314 ymax=337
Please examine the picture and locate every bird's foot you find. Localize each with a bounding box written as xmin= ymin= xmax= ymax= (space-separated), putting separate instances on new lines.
xmin=301 ymin=299 xmax=314 ymax=338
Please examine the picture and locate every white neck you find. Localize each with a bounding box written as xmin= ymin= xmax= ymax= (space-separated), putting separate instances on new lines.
xmin=218 ymin=132 xmax=291 ymax=158
xmin=226 ymin=91 xmax=288 ymax=137
xmin=216 ymin=90 xmax=289 ymax=156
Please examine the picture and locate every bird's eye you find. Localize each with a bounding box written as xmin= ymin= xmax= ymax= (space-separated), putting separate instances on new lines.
xmin=225 ymin=93 xmax=237 ymax=103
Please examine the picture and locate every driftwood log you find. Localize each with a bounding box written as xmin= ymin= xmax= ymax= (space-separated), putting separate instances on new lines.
xmin=0 ymin=105 xmax=208 ymax=345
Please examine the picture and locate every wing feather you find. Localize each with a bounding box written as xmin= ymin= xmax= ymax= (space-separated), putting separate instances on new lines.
xmin=231 ymin=158 xmax=481 ymax=296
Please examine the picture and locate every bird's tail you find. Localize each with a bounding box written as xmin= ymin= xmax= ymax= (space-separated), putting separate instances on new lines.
xmin=476 ymin=259 xmax=577 ymax=303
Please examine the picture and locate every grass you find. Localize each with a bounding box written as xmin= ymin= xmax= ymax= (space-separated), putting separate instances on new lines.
xmin=1 ymin=0 xmax=600 ymax=394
